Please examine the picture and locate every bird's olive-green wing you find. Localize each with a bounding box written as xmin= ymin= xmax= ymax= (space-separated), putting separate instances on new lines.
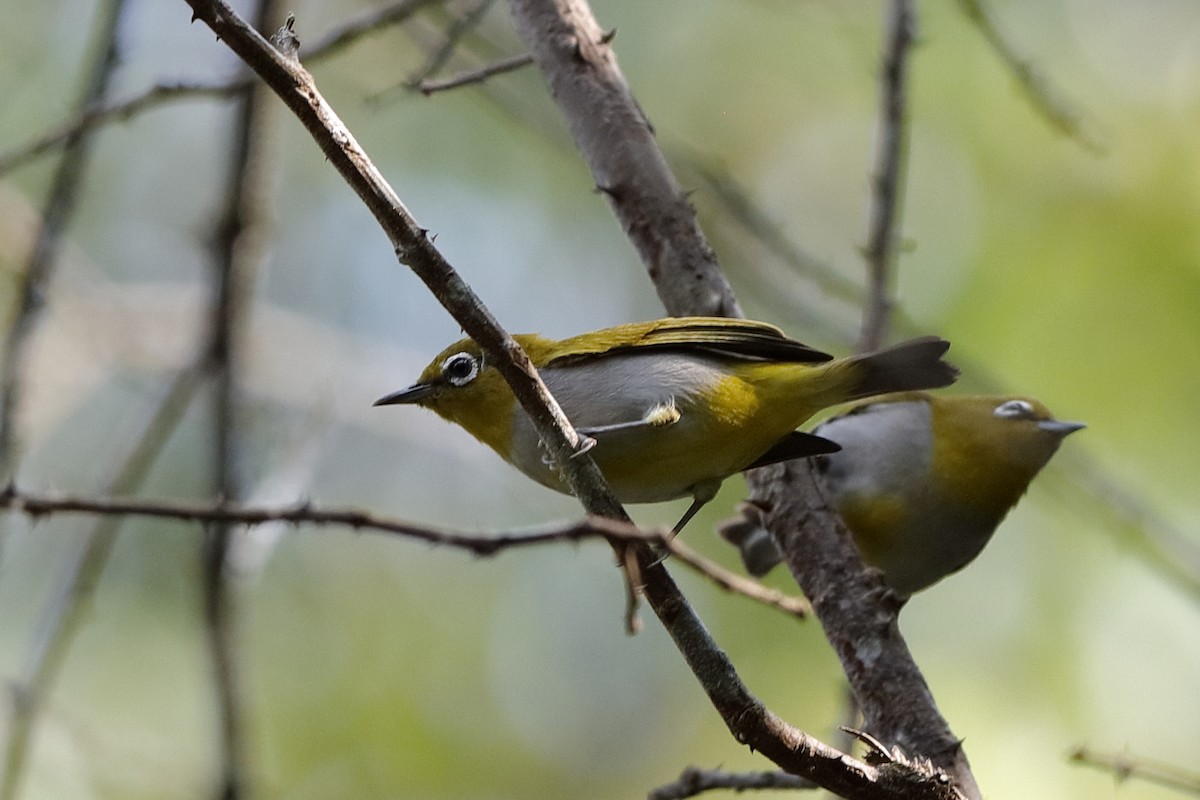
xmin=544 ymin=317 xmax=833 ymax=366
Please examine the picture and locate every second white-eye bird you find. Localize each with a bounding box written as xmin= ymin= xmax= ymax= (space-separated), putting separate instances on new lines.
xmin=376 ymin=317 xmax=958 ymax=530
xmin=720 ymin=392 xmax=1085 ymax=594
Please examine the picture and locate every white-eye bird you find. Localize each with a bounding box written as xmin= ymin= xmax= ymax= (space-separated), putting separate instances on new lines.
xmin=720 ymin=392 xmax=1085 ymax=595
xmin=375 ymin=318 xmax=958 ymax=530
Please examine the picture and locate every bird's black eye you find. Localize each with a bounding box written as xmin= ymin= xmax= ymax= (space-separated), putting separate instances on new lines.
xmin=441 ymin=352 xmax=479 ymax=387
xmin=994 ymin=399 xmax=1035 ymax=419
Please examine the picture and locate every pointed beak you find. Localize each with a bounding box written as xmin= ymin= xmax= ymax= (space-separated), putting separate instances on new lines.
xmin=374 ymin=383 xmax=437 ymax=406
xmin=1038 ymin=419 xmax=1086 ymax=436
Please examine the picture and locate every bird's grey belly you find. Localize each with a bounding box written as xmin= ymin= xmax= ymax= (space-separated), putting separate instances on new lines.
xmin=505 ymin=352 xmax=730 ymax=501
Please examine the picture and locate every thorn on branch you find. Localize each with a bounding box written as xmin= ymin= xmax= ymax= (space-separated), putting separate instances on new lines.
xmin=594 ymin=182 xmax=621 ymax=200
xmin=272 ymin=13 xmax=300 ymax=59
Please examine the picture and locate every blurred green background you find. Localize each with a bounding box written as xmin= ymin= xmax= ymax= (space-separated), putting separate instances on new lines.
xmin=1 ymin=0 xmax=1198 ymax=798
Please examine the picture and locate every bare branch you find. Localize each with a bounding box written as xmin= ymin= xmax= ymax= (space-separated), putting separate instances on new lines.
xmin=181 ymin=0 xmax=666 ymax=635
xmin=407 ymin=0 xmax=496 ymax=88
xmin=858 ymin=0 xmax=914 ymax=353
xmin=415 ymin=52 xmax=534 ymax=95
xmin=0 ymin=487 xmax=659 ymax=552
xmin=1070 ymin=746 xmax=1200 ymax=796
xmin=665 ymin=538 xmax=810 ymax=619
xmin=0 ymin=83 xmax=235 ymax=176
xmin=0 ymin=0 xmax=445 ymax=177
xmin=508 ymin=0 xmax=740 ymax=318
xmin=955 ymin=0 xmax=1104 ymax=153
xmin=0 ymin=484 xmax=806 ymax=618
xmin=748 ymin=463 xmax=980 ymax=799
xmin=648 ymin=766 xmax=816 ymax=800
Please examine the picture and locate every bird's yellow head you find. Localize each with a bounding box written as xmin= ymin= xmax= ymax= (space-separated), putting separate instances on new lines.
xmin=374 ymin=337 xmax=535 ymax=458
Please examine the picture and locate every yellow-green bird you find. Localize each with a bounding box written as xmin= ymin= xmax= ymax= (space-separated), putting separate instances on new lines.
xmin=721 ymin=391 xmax=1085 ymax=594
xmin=376 ymin=317 xmax=959 ymax=530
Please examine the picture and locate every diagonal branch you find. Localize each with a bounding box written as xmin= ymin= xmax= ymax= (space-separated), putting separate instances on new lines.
xmin=181 ymin=0 xmax=646 ymax=638
xmin=178 ymin=2 xmax=968 ymax=796
xmin=508 ymin=1 xmax=977 ymax=797
xmin=508 ymin=0 xmax=740 ymax=319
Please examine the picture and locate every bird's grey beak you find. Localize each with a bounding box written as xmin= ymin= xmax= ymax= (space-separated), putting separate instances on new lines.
xmin=1038 ymin=419 xmax=1086 ymax=436
xmin=374 ymin=383 xmax=437 ymax=406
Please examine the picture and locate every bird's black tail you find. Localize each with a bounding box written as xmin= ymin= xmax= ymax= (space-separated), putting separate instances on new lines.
xmin=845 ymin=336 xmax=958 ymax=400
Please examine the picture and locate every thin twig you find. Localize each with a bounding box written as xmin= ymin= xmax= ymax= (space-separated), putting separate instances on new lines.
xmin=858 ymin=0 xmax=914 ymax=353
xmin=955 ymin=0 xmax=1104 ymax=153
xmin=305 ymin=0 xmax=446 ymax=59
xmin=0 ymin=0 xmax=129 ymax=483
xmin=1070 ymin=746 xmax=1200 ymax=795
xmin=1059 ymin=449 xmax=1200 ymax=603
xmin=666 ymin=538 xmax=810 ymax=619
xmin=0 ymin=83 xmax=235 ymax=177
xmin=509 ymin=0 xmax=740 ymax=319
xmin=0 ymin=488 xmax=661 ymax=551
xmin=199 ymin=3 xmax=283 ymax=797
xmin=648 ymin=766 xmax=816 ymax=800
xmin=415 ymin=52 xmax=533 ymax=95
xmin=0 ymin=361 xmax=208 ymax=800
xmin=0 ymin=485 xmax=807 ymax=618
xmin=0 ymin=0 xmax=446 ymax=177
xmin=678 ymin=153 xmax=862 ymax=307
xmin=408 ymin=0 xmax=496 ymax=87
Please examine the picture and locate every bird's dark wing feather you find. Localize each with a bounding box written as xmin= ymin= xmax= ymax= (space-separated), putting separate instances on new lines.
xmin=744 ymin=431 xmax=842 ymax=470
xmin=546 ymin=317 xmax=833 ymax=366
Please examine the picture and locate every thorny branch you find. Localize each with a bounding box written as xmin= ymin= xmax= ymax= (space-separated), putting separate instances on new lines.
xmin=0 ymin=485 xmax=809 ymax=617
xmin=182 ymin=0 xmax=661 ymax=635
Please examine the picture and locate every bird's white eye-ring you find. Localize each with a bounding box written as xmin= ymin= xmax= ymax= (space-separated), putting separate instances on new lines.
xmin=994 ymin=399 xmax=1035 ymax=419
xmin=441 ymin=352 xmax=480 ymax=387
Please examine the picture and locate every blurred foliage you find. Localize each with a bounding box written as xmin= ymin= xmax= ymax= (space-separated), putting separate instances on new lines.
xmin=0 ymin=0 xmax=1198 ymax=798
